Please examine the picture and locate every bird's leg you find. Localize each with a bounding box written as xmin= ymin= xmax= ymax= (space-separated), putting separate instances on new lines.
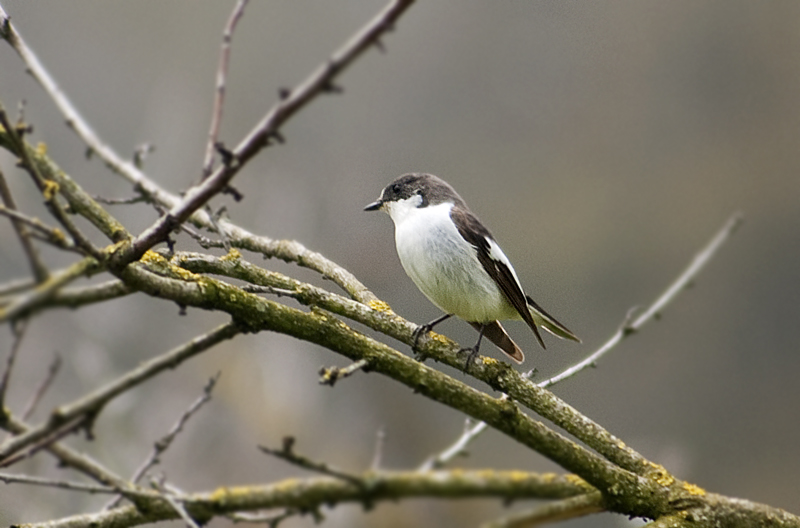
xmin=412 ymin=313 xmax=453 ymax=361
xmin=461 ymin=324 xmax=487 ymax=371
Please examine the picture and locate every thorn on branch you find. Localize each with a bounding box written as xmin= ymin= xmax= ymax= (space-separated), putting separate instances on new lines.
xmin=268 ymin=130 xmax=285 ymax=145
xmin=0 ymin=16 xmax=10 ymax=39
xmin=222 ymin=184 xmax=243 ymax=202
xmin=373 ymin=38 xmax=386 ymax=53
xmin=215 ymin=142 xmax=235 ymax=167
xmin=321 ymin=79 xmax=343 ymax=94
xmin=277 ymin=87 xmax=291 ymax=100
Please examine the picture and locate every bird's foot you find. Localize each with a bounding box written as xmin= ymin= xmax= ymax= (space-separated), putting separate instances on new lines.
xmin=458 ymin=346 xmax=481 ymax=372
xmin=411 ymin=323 xmax=434 ymax=362
xmin=412 ymin=314 xmax=453 ymax=363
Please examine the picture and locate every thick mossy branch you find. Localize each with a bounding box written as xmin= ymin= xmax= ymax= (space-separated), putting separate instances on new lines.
xmin=15 ymin=470 xmax=591 ymax=528
xmin=169 ymin=252 xmax=652 ymax=477
xmin=116 ymin=255 xmax=677 ymax=519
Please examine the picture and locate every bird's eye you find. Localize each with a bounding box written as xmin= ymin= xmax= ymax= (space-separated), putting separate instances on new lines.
xmin=390 ymin=184 xmax=400 ymax=194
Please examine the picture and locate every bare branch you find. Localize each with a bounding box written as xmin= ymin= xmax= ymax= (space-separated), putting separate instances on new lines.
xmin=0 ymin=318 xmax=28 ymax=411
xmin=0 ymin=106 xmax=103 ymax=259
xmin=201 ymin=0 xmax=250 ymax=180
xmin=226 ymin=509 xmax=295 ymax=525
xmin=0 ymin=471 xmax=164 ymax=500
xmin=0 ymin=256 xmax=101 ymax=323
xmin=318 ymin=359 xmax=370 ymax=386
xmin=129 ymin=373 xmax=220 ymax=485
xmin=0 ymin=203 xmax=75 ymax=251
xmin=540 ymin=212 xmax=743 ymax=389
xmin=0 ymin=168 xmax=49 ymax=282
xmin=2 ymin=4 xmax=382 ymax=303
xmin=0 ymin=414 xmax=91 ymax=468
xmin=3 ymin=412 xmax=139 ymax=490
xmin=21 ymin=353 xmax=61 ymax=420
xmin=259 ymin=437 xmax=363 ymax=486
xmin=0 ymin=323 xmax=238 ymax=463
xmin=119 ymin=0 xmax=417 ymax=267
xmin=481 ymin=492 xmax=604 ymax=528
xmin=16 ymin=469 xmax=592 ymax=528
xmin=0 ymin=276 xmax=36 ymax=297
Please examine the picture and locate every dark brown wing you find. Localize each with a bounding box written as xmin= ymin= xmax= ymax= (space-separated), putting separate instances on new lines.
xmin=451 ymin=207 xmax=546 ymax=349
xmin=469 ymin=321 xmax=524 ymax=363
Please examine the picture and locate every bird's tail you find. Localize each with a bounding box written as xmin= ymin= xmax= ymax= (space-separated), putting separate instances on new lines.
xmin=526 ymin=295 xmax=581 ymax=343
xmin=469 ymin=321 xmax=524 ymax=364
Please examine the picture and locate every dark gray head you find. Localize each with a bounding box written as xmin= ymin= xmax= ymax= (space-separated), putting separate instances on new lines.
xmin=364 ymin=173 xmax=467 ymax=212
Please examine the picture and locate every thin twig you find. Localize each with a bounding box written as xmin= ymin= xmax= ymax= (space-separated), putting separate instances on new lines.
xmin=0 ymin=256 xmax=100 ymax=323
xmin=481 ymin=492 xmax=604 ymax=528
xmin=226 ymin=509 xmax=295 ymax=526
xmin=2 ymin=5 xmax=383 ymax=303
xmin=239 ymin=284 xmax=297 ymax=296
xmin=3 ymin=412 xmax=138 ymax=491
xmin=0 ymin=276 xmax=36 ymax=297
xmin=0 ymin=168 xmax=49 ymax=282
xmin=0 ymin=471 xmax=164 ymax=500
xmin=417 ymin=368 xmax=535 ymax=471
xmin=0 ymin=323 xmax=238 ymax=463
xmin=117 ymin=0 xmax=417 ymax=268
xmin=318 ymin=358 xmax=370 ymax=386
xmin=130 ymin=372 xmax=221 ymax=485
xmin=161 ymin=492 xmax=201 ymax=528
xmin=92 ymin=194 xmax=149 ymax=206
xmin=21 ymin=353 xmax=61 ymax=420
xmin=201 ymin=0 xmax=250 ymax=180
xmin=259 ymin=437 xmax=363 ymax=486
xmin=0 ymin=414 xmax=91 ymax=468
xmin=539 ymin=212 xmax=744 ymax=389
xmin=0 ymin=319 xmax=28 ymax=411
xmin=0 ymin=204 xmax=75 ymax=250
xmin=0 ymin=106 xmax=103 ymax=259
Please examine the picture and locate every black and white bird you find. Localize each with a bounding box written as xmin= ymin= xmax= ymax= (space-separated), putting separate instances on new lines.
xmin=365 ymin=173 xmax=579 ymax=364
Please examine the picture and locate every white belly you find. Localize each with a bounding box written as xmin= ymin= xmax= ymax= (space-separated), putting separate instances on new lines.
xmin=392 ymin=203 xmax=519 ymax=323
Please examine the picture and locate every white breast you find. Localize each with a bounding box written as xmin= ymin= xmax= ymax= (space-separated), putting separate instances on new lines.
xmin=386 ymin=200 xmax=519 ymax=323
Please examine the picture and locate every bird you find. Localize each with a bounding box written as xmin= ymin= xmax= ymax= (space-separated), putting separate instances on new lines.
xmin=364 ymin=173 xmax=579 ymax=365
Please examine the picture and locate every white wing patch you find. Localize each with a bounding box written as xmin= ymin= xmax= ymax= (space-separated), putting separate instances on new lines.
xmin=486 ymin=237 xmax=524 ymax=293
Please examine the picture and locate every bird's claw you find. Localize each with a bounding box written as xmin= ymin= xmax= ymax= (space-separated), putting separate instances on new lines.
xmin=412 ymin=324 xmax=433 ymax=362
xmin=458 ymin=346 xmax=481 ymax=372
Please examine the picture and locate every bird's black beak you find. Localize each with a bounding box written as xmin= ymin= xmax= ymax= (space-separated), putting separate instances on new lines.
xmin=364 ymin=199 xmax=382 ymax=211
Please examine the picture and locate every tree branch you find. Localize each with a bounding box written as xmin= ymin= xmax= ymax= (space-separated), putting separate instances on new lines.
xmin=0 ymin=323 xmax=238 ymax=462
xmin=539 ymin=212 xmax=744 ymax=389
xmin=201 ymin=0 xmax=250 ymax=180
xmin=0 ymin=167 xmax=49 ymax=281
xmin=19 ymin=469 xmax=591 ymax=528
xmin=113 ymin=0 xmax=417 ymax=267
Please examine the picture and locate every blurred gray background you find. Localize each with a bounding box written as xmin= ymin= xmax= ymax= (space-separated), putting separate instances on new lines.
xmin=0 ymin=1 xmax=798 ymax=527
